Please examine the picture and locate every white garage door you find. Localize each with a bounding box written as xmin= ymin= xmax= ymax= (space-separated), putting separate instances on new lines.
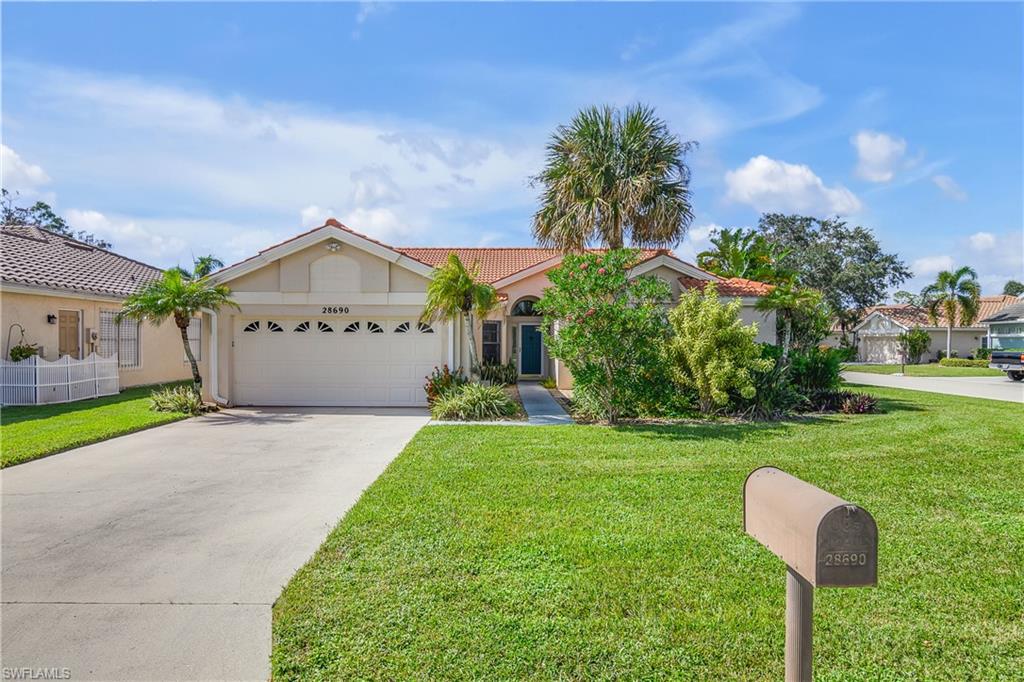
xmin=862 ymin=336 xmax=901 ymax=364
xmin=233 ymin=317 xmax=446 ymax=406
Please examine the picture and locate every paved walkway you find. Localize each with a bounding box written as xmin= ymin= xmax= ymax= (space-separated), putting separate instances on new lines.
xmin=1 ymin=407 xmax=430 ymax=681
xmin=518 ymin=381 xmax=573 ymax=425
xmin=844 ymin=371 xmax=1023 ymax=403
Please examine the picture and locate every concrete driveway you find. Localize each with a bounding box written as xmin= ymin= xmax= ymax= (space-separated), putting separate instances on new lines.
xmin=843 ymin=371 xmax=1024 ymax=403
xmin=1 ymin=407 xmax=429 ymax=681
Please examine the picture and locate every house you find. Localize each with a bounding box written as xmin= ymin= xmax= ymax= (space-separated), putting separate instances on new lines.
xmin=980 ymin=299 xmax=1024 ymax=351
xmin=851 ymin=296 xmax=1018 ymax=363
xmin=203 ymin=219 xmax=776 ymax=407
xmin=0 ymin=224 xmax=201 ymax=387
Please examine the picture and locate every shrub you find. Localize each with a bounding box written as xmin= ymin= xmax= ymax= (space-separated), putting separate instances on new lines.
xmin=430 ymin=383 xmax=520 ymax=421
xmin=150 ymin=386 xmax=205 ymax=415
xmin=668 ymin=282 xmax=771 ymax=415
xmin=424 ymin=365 xmax=467 ymax=405
xmin=789 ymin=347 xmax=842 ymax=392
xmin=538 ymin=249 xmax=672 ymax=423
xmin=897 ymin=328 xmax=931 ymax=364
xmin=939 ymin=358 xmax=989 ymax=367
xmin=539 ymin=377 xmax=557 ymax=389
xmin=840 ymin=392 xmax=879 ymax=414
xmin=834 ymin=344 xmax=858 ymax=363
xmin=974 ymin=348 xmax=991 ymax=360
xmin=475 ymin=359 xmax=517 ymax=386
xmin=8 ymin=344 xmax=38 ymax=362
xmin=738 ymin=355 xmax=807 ymax=419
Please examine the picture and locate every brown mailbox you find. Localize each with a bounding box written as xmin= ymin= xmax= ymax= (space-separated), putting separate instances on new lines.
xmin=744 ymin=466 xmax=877 ymax=587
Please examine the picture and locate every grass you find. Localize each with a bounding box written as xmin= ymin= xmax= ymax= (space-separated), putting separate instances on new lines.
xmin=272 ymin=386 xmax=1023 ymax=680
xmin=844 ymin=363 xmax=1003 ymax=377
xmin=1 ymin=382 xmax=190 ymax=467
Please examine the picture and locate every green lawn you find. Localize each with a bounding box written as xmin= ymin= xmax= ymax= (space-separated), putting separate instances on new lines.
xmin=272 ymin=386 xmax=1023 ymax=680
xmin=1 ymin=383 xmax=189 ymax=467
xmin=844 ymin=363 xmax=1003 ymax=377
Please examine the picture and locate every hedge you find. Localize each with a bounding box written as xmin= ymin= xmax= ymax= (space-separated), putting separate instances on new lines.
xmin=938 ymin=358 xmax=990 ymax=367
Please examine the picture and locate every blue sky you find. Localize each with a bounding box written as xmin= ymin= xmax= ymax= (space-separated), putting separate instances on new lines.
xmin=2 ymin=2 xmax=1021 ymax=296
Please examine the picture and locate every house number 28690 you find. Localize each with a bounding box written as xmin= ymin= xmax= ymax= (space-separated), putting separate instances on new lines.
xmin=321 ymin=306 xmax=350 ymax=314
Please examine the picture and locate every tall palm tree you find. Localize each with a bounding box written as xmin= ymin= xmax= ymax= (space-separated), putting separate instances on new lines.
xmin=921 ymin=266 xmax=981 ymax=359
xmin=192 ymin=255 xmax=224 ymax=278
xmin=421 ymin=254 xmax=499 ymax=377
xmin=696 ymin=227 xmax=785 ymax=282
xmin=118 ymin=269 xmax=238 ymax=396
xmin=532 ymin=104 xmax=696 ymax=251
xmin=755 ymin=281 xmax=823 ymax=359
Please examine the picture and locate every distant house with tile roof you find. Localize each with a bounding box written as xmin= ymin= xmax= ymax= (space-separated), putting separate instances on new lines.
xmin=848 ymin=296 xmax=1018 ymax=363
xmin=1 ymin=224 xmax=198 ymax=388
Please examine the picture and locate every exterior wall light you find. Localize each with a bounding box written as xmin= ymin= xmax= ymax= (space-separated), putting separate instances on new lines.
xmin=47 ymin=314 xmax=57 ymax=324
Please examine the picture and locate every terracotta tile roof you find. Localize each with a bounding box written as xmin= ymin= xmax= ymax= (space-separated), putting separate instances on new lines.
xmin=1 ymin=224 xmax=162 ymax=298
xmin=393 ymin=247 xmax=667 ymax=284
xmin=862 ymin=295 xmax=1018 ymax=329
xmin=677 ymin=275 xmax=774 ymax=297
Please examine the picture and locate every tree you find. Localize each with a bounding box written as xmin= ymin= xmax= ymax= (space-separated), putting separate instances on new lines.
xmin=921 ymin=266 xmax=981 ymax=359
xmin=532 ymin=104 xmax=696 ymax=251
xmin=1 ymin=188 xmax=112 ymax=249
xmin=170 ymin=255 xmax=225 ymax=280
xmin=118 ymin=269 xmax=237 ymax=396
xmin=897 ymin=328 xmax=931 ymax=364
xmin=892 ymin=290 xmax=923 ymax=307
xmin=421 ymin=254 xmax=499 ymax=378
xmin=667 ymin=282 xmax=771 ymax=415
xmin=1003 ymin=280 xmax=1024 ymax=297
xmin=537 ymin=250 xmax=672 ymax=423
xmin=757 ymin=214 xmax=911 ymax=334
xmin=755 ymin=281 xmax=824 ymax=360
xmin=696 ymin=227 xmax=787 ymax=282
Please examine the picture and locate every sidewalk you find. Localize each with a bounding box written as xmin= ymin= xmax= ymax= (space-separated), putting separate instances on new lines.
xmin=517 ymin=381 xmax=574 ymax=425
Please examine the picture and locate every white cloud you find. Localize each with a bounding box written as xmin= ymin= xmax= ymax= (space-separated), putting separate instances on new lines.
xmin=851 ymin=130 xmax=907 ymax=183
xmin=912 ymin=254 xmax=954 ymax=276
xmin=932 ymin=174 xmax=967 ymax=201
xmin=352 ymin=2 xmax=393 ymax=39
xmin=1 ymin=144 xmax=51 ymax=191
xmin=676 ymin=222 xmax=722 ymax=264
xmin=340 ymin=207 xmax=417 ymax=244
xmin=968 ymin=231 xmax=996 ymax=251
xmin=724 ymin=155 xmax=862 ymax=215
xmin=300 ymin=205 xmax=334 ymax=228
xmin=65 ymin=209 xmax=187 ymax=262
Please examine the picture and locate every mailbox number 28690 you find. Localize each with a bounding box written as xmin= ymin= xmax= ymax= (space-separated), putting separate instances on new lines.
xmin=822 ymin=552 xmax=868 ymax=567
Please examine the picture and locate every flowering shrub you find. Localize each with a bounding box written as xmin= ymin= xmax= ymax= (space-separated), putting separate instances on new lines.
xmin=668 ymin=282 xmax=771 ymax=415
xmin=423 ymin=365 xmax=467 ymax=405
xmin=839 ymin=392 xmax=879 ymax=414
xmin=537 ymin=249 xmax=673 ymax=423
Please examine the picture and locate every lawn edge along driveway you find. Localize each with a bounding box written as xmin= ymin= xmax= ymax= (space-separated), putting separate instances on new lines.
xmin=1 ymin=383 xmax=189 ymax=468
xmin=271 ymin=386 xmax=1024 ymax=681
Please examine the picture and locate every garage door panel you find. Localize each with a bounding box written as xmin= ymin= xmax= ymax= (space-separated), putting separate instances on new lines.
xmin=233 ymin=317 xmax=444 ymax=406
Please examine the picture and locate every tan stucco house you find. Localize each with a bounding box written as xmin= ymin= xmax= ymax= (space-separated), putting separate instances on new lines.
xmin=850 ymin=296 xmax=1018 ymax=363
xmin=0 ymin=225 xmax=200 ymax=388
xmin=203 ymin=219 xmax=776 ymax=407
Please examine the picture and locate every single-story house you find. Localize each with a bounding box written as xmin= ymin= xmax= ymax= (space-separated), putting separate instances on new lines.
xmin=851 ymin=296 xmax=1018 ymax=363
xmin=203 ymin=219 xmax=775 ymax=407
xmin=980 ymin=299 xmax=1024 ymax=351
xmin=0 ymin=224 xmax=201 ymax=387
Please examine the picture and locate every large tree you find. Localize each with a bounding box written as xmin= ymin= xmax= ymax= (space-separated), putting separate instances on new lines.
xmin=118 ymin=269 xmax=238 ymax=396
xmin=921 ymin=266 xmax=981 ymax=359
xmin=532 ymin=104 xmax=696 ymax=251
xmin=1003 ymin=280 xmax=1024 ymax=297
xmin=697 ymin=227 xmax=787 ymax=282
xmin=1 ymin=188 xmax=112 ymax=249
xmin=757 ymin=214 xmax=911 ymax=333
xmin=421 ymin=254 xmax=499 ymax=378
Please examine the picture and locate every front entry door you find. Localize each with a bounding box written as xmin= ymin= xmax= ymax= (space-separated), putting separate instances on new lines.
xmin=520 ymin=325 xmax=542 ymax=375
xmin=58 ymin=310 xmax=81 ymax=358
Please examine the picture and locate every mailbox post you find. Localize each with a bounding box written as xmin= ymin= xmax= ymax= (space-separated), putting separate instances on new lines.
xmin=744 ymin=467 xmax=878 ymax=682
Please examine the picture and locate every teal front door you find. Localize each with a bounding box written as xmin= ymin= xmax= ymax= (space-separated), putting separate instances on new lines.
xmin=520 ymin=325 xmax=542 ymax=374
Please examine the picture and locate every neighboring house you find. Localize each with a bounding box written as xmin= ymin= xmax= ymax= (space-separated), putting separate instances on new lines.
xmin=980 ymin=300 xmax=1024 ymax=351
xmin=851 ymin=296 xmax=1018 ymax=363
xmin=0 ymin=225 xmax=200 ymax=387
xmin=204 ymin=220 xmax=776 ymax=407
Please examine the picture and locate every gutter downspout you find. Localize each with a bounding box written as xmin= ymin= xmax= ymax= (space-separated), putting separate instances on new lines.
xmin=205 ymin=308 xmax=230 ymax=406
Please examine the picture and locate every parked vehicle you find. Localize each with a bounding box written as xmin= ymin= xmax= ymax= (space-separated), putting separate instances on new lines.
xmin=989 ymin=350 xmax=1024 ymax=381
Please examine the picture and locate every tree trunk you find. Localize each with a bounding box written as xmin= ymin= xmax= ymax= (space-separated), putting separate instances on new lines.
xmin=464 ymin=310 xmax=480 ymax=379
xmin=781 ymin=316 xmax=792 ymax=360
xmin=176 ymin=315 xmax=202 ymax=397
xmin=946 ymin=325 xmax=952 ymax=359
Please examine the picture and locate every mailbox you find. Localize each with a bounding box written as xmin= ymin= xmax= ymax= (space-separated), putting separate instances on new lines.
xmin=743 ymin=466 xmax=878 ymax=681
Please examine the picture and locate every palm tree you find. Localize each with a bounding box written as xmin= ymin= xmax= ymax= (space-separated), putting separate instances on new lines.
xmin=421 ymin=254 xmax=499 ymax=378
xmin=755 ymin=281 xmax=823 ymax=359
xmin=532 ymin=104 xmax=696 ymax=251
xmin=697 ymin=227 xmax=785 ymax=282
xmin=921 ymin=266 xmax=981 ymax=359
xmin=118 ymin=269 xmax=238 ymax=396
xmin=193 ymin=255 xmax=224 ymax=278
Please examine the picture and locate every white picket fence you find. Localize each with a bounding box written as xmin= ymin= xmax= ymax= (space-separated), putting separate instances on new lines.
xmin=1 ymin=353 xmax=120 ymax=406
